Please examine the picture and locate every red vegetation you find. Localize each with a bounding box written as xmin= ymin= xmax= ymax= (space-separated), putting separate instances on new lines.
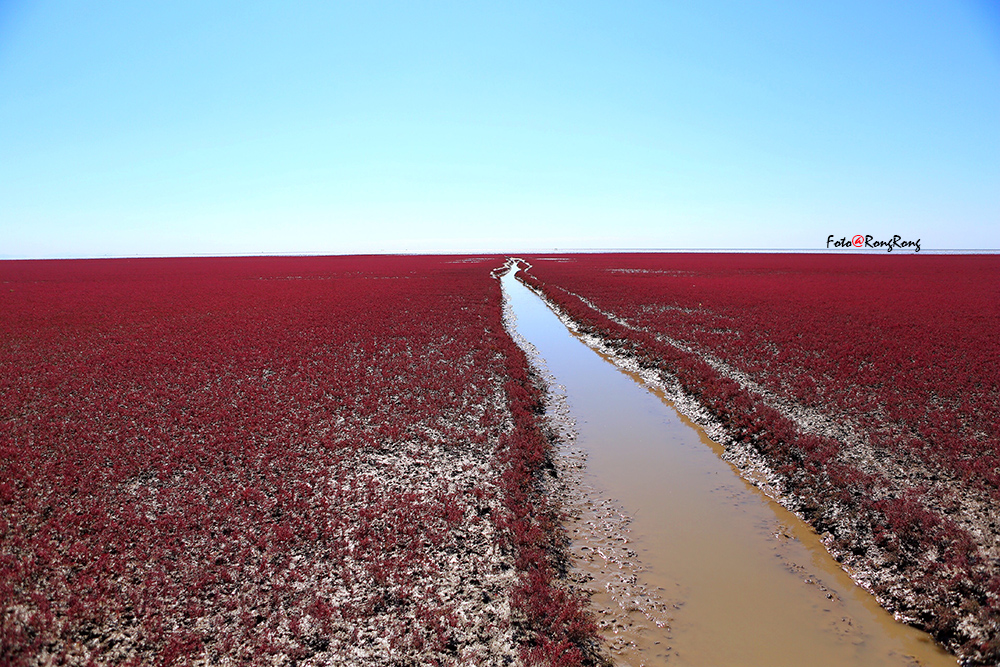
xmin=0 ymin=256 xmax=598 ymax=666
xmin=519 ymin=253 xmax=1000 ymax=663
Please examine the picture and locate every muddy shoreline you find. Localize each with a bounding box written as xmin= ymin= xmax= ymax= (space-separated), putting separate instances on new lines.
xmin=501 ymin=274 xmax=671 ymax=664
xmin=510 ymin=263 xmax=997 ymax=665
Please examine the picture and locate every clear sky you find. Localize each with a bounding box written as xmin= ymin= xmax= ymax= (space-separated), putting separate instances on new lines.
xmin=1 ymin=1 xmax=998 ymax=258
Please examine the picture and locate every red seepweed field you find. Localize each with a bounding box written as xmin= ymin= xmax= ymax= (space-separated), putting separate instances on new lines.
xmin=0 ymin=256 xmax=599 ymax=666
xmin=519 ymin=253 xmax=1000 ymax=664
xmin=5 ymin=252 xmax=1000 ymax=665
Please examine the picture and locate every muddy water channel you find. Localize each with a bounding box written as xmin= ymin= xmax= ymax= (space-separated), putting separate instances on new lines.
xmin=501 ymin=267 xmax=956 ymax=667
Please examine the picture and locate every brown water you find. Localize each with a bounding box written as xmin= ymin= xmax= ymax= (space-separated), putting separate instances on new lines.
xmin=501 ymin=266 xmax=957 ymax=667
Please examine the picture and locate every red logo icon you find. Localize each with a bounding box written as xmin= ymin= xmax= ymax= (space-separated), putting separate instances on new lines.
xmin=852 ymin=235 xmax=864 ymax=248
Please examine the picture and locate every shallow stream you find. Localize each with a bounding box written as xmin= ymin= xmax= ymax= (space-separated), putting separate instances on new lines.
xmin=501 ymin=265 xmax=956 ymax=667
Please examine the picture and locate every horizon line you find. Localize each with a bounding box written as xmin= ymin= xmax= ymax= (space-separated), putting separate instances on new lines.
xmin=2 ymin=248 xmax=999 ymax=261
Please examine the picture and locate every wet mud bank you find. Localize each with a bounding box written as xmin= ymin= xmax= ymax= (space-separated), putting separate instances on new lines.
xmin=501 ymin=263 xmax=961 ymax=666
xmin=512 ymin=262 xmax=1000 ymax=665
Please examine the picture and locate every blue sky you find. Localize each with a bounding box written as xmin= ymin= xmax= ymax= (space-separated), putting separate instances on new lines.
xmin=1 ymin=1 xmax=998 ymax=258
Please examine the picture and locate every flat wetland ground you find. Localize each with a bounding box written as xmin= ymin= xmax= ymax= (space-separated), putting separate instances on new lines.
xmin=2 ymin=253 xmax=997 ymax=666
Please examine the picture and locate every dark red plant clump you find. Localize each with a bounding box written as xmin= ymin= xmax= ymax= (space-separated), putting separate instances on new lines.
xmin=0 ymin=256 xmax=600 ymax=666
xmin=489 ymin=316 xmax=603 ymax=667
xmin=519 ymin=253 xmax=1000 ymax=665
